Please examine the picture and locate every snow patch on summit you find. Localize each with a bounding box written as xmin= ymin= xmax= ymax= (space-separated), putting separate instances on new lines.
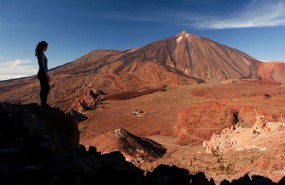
xmin=176 ymin=36 xmax=184 ymax=43
xmin=176 ymin=31 xmax=188 ymax=43
xmin=176 ymin=31 xmax=200 ymax=43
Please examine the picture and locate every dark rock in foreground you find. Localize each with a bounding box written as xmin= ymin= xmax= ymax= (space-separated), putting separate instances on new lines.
xmin=0 ymin=102 xmax=79 ymax=151
xmin=0 ymin=102 xmax=283 ymax=185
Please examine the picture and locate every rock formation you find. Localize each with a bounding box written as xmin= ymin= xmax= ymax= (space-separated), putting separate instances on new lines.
xmin=86 ymin=128 xmax=167 ymax=163
xmin=71 ymin=87 xmax=104 ymax=112
xmin=0 ymin=102 xmax=79 ymax=152
xmin=203 ymin=115 xmax=285 ymax=153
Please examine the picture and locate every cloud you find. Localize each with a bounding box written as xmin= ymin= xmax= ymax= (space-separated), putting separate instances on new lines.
xmin=0 ymin=75 xmax=30 ymax=81
xmin=0 ymin=59 xmax=37 ymax=81
xmin=100 ymin=0 xmax=285 ymax=29
xmin=189 ymin=0 xmax=285 ymax=29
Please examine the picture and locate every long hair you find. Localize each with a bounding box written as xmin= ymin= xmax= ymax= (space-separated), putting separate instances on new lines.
xmin=35 ymin=41 xmax=48 ymax=56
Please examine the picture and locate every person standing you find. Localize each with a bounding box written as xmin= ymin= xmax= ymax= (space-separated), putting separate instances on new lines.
xmin=35 ymin=41 xmax=50 ymax=109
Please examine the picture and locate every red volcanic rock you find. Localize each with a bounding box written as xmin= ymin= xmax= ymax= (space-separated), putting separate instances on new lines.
xmin=71 ymin=88 xmax=103 ymax=112
xmin=189 ymin=82 xmax=285 ymax=122
xmin=237 ymin=107 xmax=257 ymax=127
xmin=175 ymin=102 xmax=233 ymax=145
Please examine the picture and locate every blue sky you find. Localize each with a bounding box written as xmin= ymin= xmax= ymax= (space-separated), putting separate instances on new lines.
xmin=1 ymin=0 xmax=285 ymax=80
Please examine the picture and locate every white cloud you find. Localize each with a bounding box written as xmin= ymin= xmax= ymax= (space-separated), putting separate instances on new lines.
xmin=0 ymin=75 xmax=30 ymax=81
xmin=101 ymin=0 xmax=285 ymax=30
xmin=190 ymin=0 xmax=285 ymax=29
xmin=0 ymin=59 xmax=37 ymax=81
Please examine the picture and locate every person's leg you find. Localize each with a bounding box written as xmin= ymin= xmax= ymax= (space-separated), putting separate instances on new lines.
xmin=42 ymin=79 xmax=50 ymax=107
xmin=39 ymin=74 xmax=50 ymax=108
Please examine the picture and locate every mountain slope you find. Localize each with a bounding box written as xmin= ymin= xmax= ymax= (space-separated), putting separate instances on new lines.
xmin=257 ymin=61 xmax=285 ymax=84
xmin=120 ymin=31 xmax=259 ymax=81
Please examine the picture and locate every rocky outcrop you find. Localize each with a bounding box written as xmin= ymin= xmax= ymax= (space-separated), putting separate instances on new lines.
xmin=89 ymin=128 xmax=167 ymax=163
xmin=0 ymin=102 xmax=79 ymax=152
xmin=71 ymin=88 xmax=104 ymax=112
xmin=0 ymin=102 xmax=143 ymax=185
xmin=203 ymin=115 xmax=285 ymax=153
xmin=65 ymin=108 xmax=88 ymax=123
xmin=0 ymin=145 xmax=144 ymax=185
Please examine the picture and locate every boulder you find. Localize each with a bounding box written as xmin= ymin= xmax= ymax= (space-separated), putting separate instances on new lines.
xmin=71 ymin=88 xmax=104 ymax=112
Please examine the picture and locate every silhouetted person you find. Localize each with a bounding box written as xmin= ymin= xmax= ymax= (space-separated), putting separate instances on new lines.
xmin=35 ymin=41 xmax=50 ymax=109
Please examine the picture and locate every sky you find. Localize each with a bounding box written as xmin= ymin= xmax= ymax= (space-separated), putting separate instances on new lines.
xmin=1 ymin=0 xmax=285 ymax=81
